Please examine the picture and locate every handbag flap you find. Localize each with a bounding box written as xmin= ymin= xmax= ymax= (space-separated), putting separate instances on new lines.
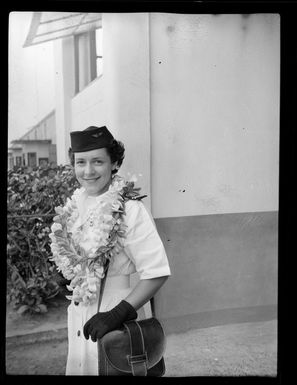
xmin=100 ymin=317 xmax=165 ymax=373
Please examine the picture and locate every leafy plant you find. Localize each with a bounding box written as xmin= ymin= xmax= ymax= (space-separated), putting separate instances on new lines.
xmin=7 ymin=164 xmax=79 ymax=314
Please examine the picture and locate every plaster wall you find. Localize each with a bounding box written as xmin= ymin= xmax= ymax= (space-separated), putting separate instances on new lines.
xmin=71 ymin=76 xmax=106 ymax=131
xmin=150 ymin=14 xmax=280 ymax=218
xmin=155 ymin=211 xmax=278 ymax=332
xmin=22 ymin=142 xmax=50 ymax=163
xmin=102 ymin=13 xmax=151 ymax=208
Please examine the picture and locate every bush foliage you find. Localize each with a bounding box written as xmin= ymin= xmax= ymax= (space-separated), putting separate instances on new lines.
xmin=7 ymin=165 xmax=79 ymax=314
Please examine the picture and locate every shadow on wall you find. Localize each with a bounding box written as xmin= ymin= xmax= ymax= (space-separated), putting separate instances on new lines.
xmin=154 ymin=211 xmax=278 ymax=334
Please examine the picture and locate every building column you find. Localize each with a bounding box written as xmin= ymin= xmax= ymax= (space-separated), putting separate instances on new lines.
xmin=54 ymin=37 xmax=75 ymax=165
xmin=102 ymin=13 xmax=151 ymax=209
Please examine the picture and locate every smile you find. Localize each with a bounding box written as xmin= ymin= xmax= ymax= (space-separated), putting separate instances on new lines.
xmin=83 ymin=177 xmax=100 ymax=182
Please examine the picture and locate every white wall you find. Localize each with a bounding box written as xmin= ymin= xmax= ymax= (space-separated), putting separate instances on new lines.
xmin=11 ymin=148 xmax=22 ymax=161
xmin=22 ymin=112 xmax=56 ymax=144
xmin=103 ymin=13 xmax=151 ymax=208
xmin=22 ymin=142 xmax=50 ymax=162
xmin=47 ymin=112 xmax=56 ymax=144
xmin=71 ymin=76 xmax=106 ymax=130
xmin=150 ymin=13 xmax=280 ymax=218
xmin=8 ymin=12 xmax=55 ymax=145
xmin=55 ymin=13 xmax=280 ymax=217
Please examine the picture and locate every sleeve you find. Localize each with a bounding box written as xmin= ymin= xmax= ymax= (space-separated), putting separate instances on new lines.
xmin=124 ymin=200 xmax=171 ymax=280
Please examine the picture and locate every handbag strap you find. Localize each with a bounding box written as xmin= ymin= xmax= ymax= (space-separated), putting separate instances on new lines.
xmin=97 ymin=260 xmax=110 ymax=375
xmin=97 ymin=263 xmax=158 ymax=376
xmin=124 ymin=320 xmax=148 ymax=376
xmin=150 ymin=296 xmax=156 ymax=318
xmin=97 ymin=262 xmax=157 ymax=317
xmin=97 ymin=260 xmax=110 ymax=313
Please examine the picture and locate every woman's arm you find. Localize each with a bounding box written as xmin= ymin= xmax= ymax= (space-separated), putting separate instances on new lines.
xmin=124 ymin=276 xmax=169 ymax=311
xmin=83 ymin=276 xmax=169 ymax=341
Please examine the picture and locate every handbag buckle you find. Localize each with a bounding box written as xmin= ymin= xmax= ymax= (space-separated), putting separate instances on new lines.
xmin=128 ymin=352 xmax=148 ymax=365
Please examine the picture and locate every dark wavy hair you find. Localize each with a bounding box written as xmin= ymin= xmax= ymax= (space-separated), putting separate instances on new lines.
xmin=68 ymin=139 xmax=125 ymax=175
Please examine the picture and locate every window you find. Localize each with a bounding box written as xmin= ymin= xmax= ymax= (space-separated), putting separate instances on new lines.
xmin=95 ymin=28 xmax=103 ymax=77
xmin=39 ymin=157 xmax=49 ymax=167
xmin=9 ymin=157 xmax=14 ymax=169
xmin=74 ymin=28 xmax=103 ymax=94
xmin=28 ymin=152 xmax=37 ymax=167
xmin=15 ymin=156 xmax=22 ymax=167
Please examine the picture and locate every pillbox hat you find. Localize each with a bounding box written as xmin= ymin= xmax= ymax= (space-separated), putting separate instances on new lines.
xmin=70 ymin=126 xmax=114 ymax=152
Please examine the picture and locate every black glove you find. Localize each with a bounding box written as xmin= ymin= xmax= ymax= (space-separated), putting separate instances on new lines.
xmin=83 ymin=300 xmax=137 ymax=342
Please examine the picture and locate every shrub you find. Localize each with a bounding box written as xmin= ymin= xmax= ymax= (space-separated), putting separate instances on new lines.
xmin=7 ymin=165 xmax=79 ymax=314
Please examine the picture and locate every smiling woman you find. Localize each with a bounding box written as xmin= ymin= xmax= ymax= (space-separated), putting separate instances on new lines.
xmin=49 ymin=125 xmax=171 ymax=375
xmin=68 ymin=126 xmax=125 ymax=196
xmin=74 ymin=148 xmax=117 ymax=196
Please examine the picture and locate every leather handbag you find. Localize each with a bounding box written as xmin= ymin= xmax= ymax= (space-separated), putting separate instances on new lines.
xmin=97 ymin=263 xmax=166 ymax=376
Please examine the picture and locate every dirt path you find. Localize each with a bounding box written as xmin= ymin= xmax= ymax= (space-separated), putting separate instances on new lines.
xmin=6 ymin=294 xmax=68 ymax=337
xmin=6 ymin=340 xmax=67 ymax=375
xmin=5 ymin=320 xmax=277 ymax=376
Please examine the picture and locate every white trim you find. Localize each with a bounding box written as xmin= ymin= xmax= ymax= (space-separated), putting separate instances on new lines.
xmin=23 ymin=12 xmax=42 ymax=47
xmin=72 ymin=71 xmax=103 ymax=99
xmin=23 ymin=12 xmax=102 ymax=48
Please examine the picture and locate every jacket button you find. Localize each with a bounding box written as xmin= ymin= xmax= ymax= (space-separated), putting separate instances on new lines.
xmin=77 ymin=330 xmax=81 ymax=337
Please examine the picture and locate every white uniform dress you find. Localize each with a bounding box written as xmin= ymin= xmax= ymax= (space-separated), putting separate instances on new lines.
xmin=65 ymin=190 xmax=171 ymax=375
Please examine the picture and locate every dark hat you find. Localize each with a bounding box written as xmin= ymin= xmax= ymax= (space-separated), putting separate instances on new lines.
xmin=70 ymin=126 xmax=114 ymax=152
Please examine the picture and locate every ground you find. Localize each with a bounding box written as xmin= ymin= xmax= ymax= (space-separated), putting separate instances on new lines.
xmin=6 ymin=293 xmax=68 ymax=336
xmin=6 ymin=294 xmax=277 ymax=377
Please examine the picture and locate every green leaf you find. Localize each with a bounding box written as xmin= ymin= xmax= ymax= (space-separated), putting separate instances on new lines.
xmin=37 ymin=304 xmax=48 ymax=313
xmin=17 ymin=305 xmax=29 ymax=314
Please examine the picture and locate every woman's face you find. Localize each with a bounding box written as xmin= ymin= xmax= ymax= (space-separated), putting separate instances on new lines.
xmin=74 ymin=148 xmax=117 ymax=196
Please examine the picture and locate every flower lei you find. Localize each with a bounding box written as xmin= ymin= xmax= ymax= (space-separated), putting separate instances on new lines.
xmin=49 ymin=175 xmax=146 ymax=305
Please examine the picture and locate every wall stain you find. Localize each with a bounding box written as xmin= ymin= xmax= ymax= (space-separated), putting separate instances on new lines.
xmin=167 ymin=25 xmax=175 ymax=33
xmin=200 ymin=196 xmax=221 ymax=210
xmin=241 ymin=14 xmax=251 ymax=33
xmin=217 ymin=184 xmax=240 ymax=200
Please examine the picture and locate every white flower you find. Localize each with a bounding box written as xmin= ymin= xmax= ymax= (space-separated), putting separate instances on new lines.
xmin=49 ymin=233 xmax=55 ymax=240
xmin=51 ymin=223 xmax=62 ymax=233
xmin=103 ymin=214 xmax=113 ymax=222
xmin=111 ymin=202 xmax=121 ymax=211
xmin=129 ymin=174 xmax=138 ymax=182
xmin=87 ymin=276 xmax=98 ymax=292
xmin=88 ymin=252 xmax=96 ymax=259
xmin=54 ymin=206 xmax=64 ymax=215
xmin=48 ymin=175 xmax=137 ymax=305
xmin=95 ymin=266 xmax=104 ymax=278
xmin=73 ymin=264 xmax=81 ymax=273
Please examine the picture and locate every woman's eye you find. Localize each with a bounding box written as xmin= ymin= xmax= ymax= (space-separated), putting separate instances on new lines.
xmin=75 ymin=160 xmax=84 ymax=165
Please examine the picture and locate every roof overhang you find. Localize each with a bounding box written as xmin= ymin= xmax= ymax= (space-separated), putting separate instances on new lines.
xmin=11 ymin=139 xmax=52 ymax=144
xmin=23 ymin=12 xmax=102 ymax=47
xmin=8 ymin=145 xmax=22 ymax=150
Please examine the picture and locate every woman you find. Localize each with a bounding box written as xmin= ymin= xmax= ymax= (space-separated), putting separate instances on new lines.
xmin=49 ymin=125 xmax=171 ymax=375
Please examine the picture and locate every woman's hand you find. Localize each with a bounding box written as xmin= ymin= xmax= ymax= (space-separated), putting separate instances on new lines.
xmin=83 ymin=276 xmax=169 ymax=342
xmin=83 ymin=300 xmax=137 ymax=342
